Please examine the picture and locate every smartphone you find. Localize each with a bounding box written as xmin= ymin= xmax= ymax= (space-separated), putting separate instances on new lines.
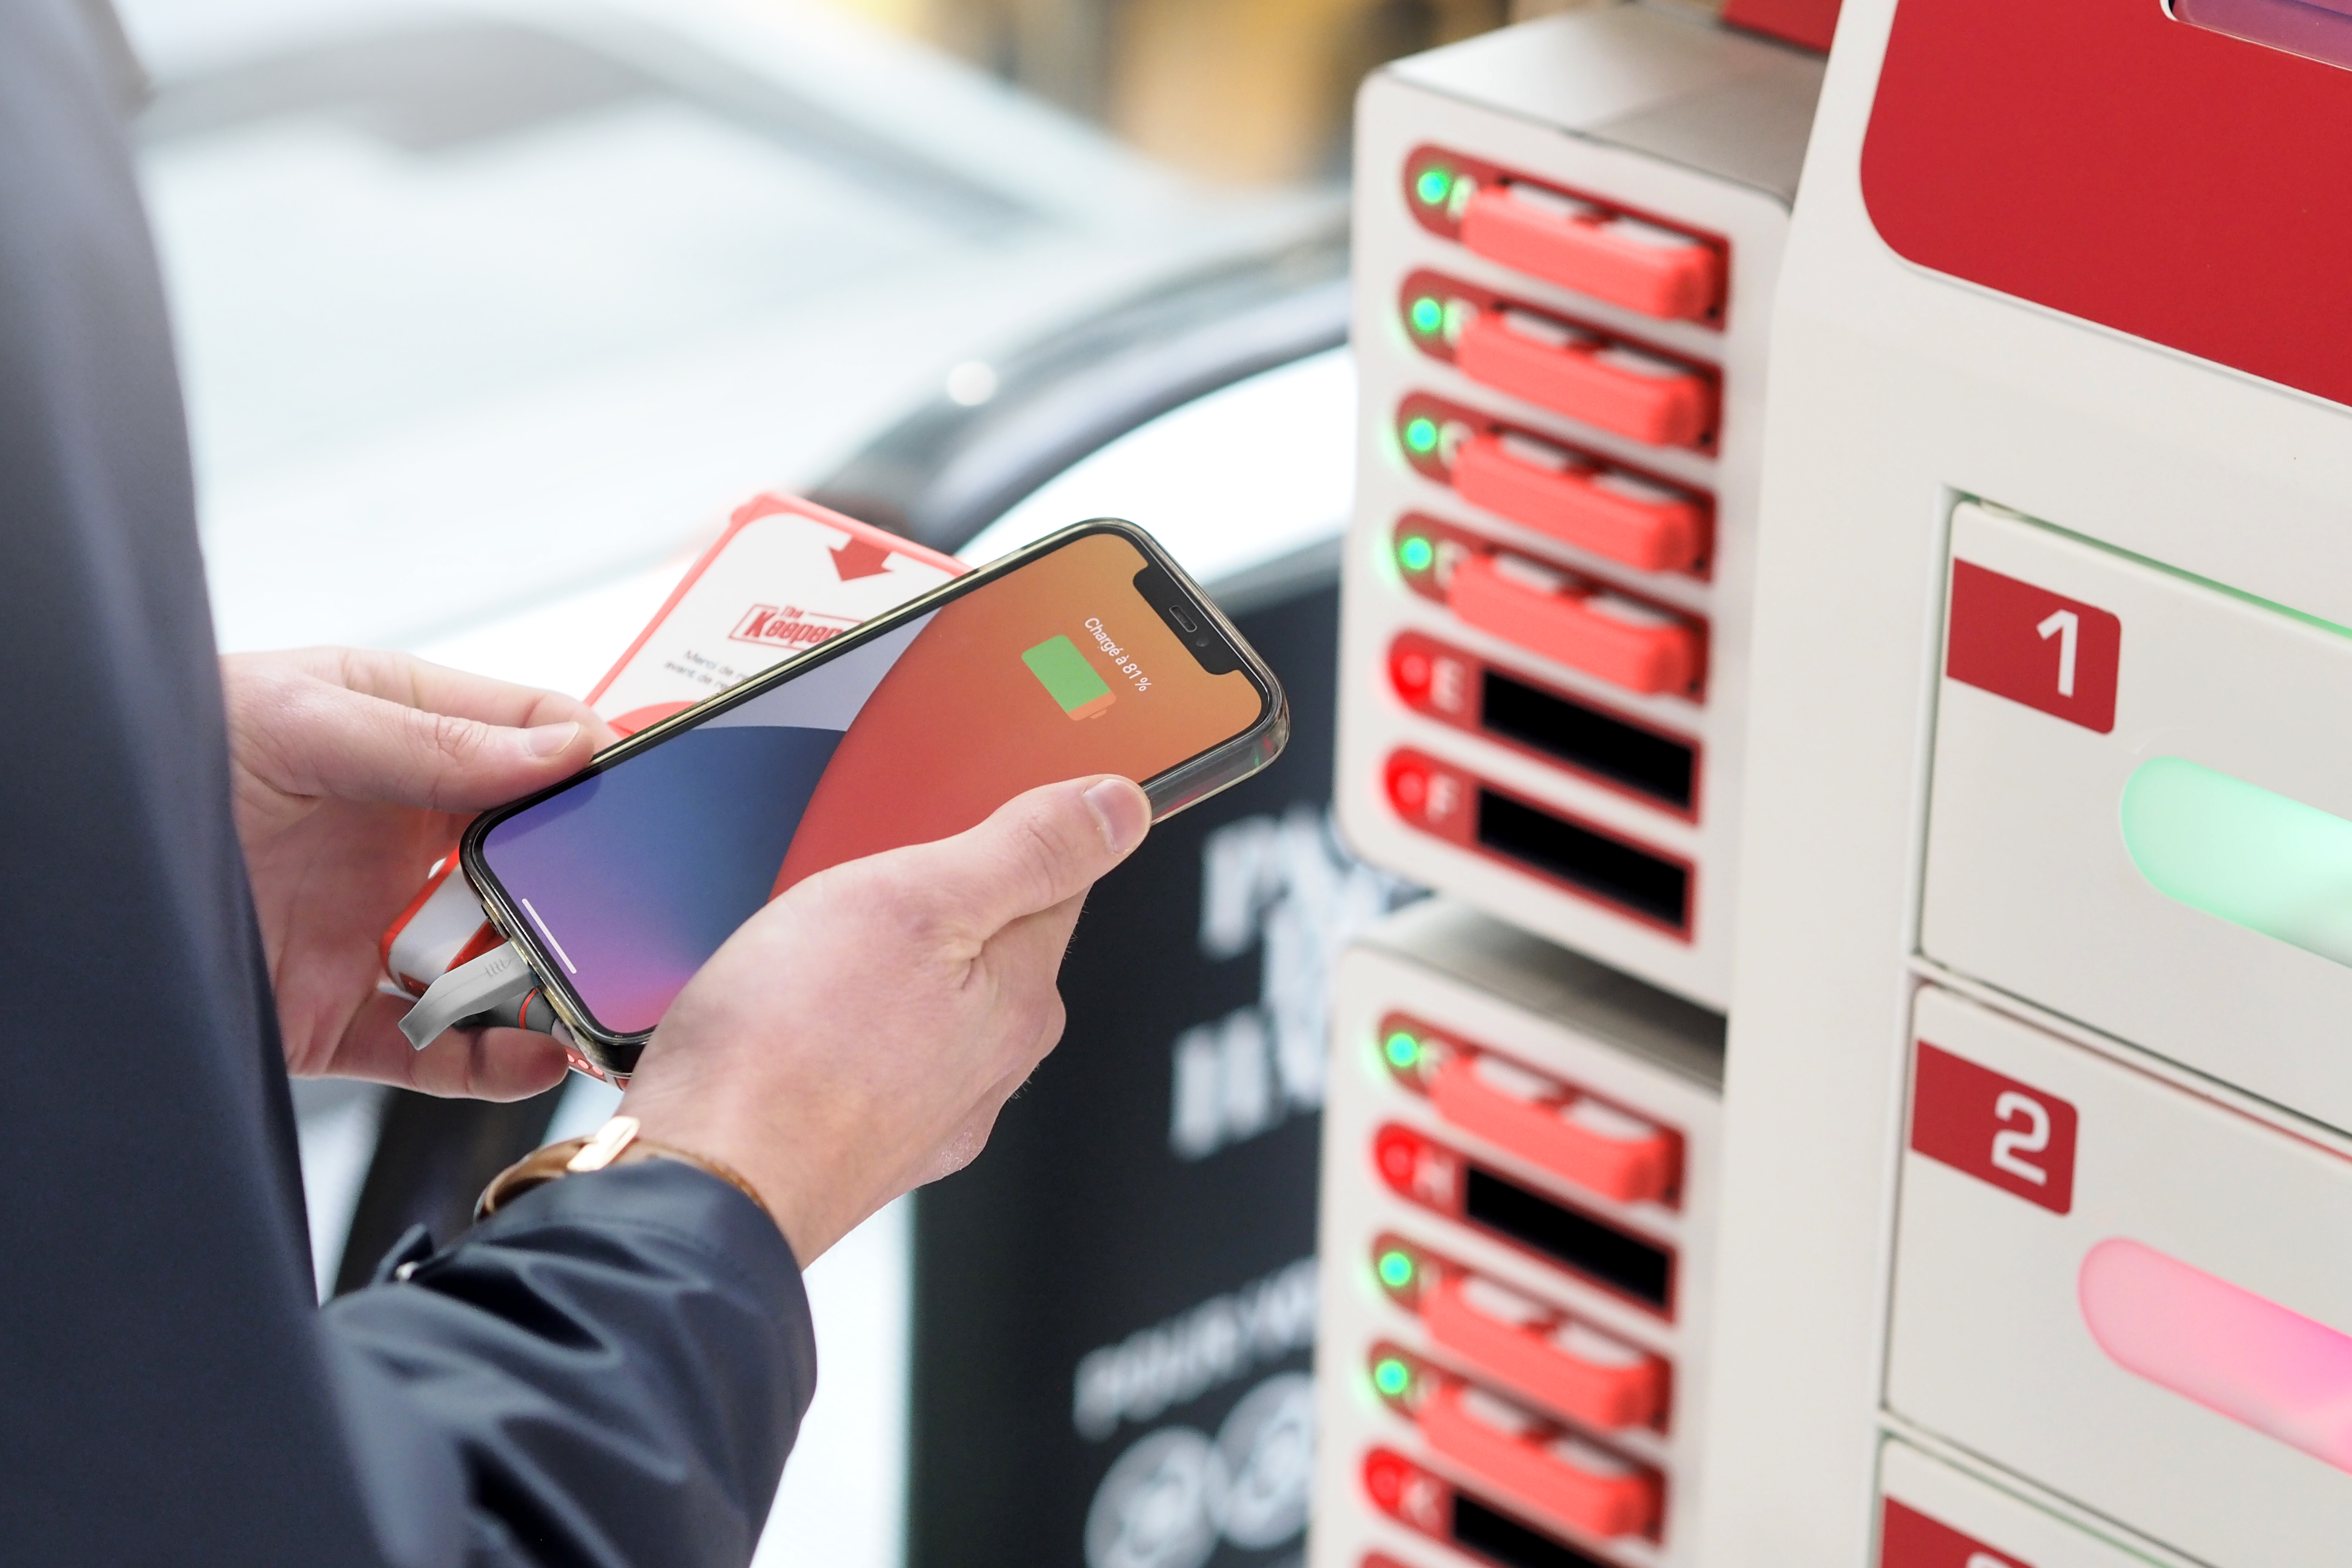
xmin=459 ymin=520 xmax=1288 ymax=1076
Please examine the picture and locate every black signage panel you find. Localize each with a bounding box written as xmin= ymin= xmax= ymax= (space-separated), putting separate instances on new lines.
xmin=910 ymin=550 xmax=1411 ymax=1568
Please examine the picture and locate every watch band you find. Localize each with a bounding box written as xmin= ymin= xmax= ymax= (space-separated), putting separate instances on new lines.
xmin=475 ymin=1114 xmax=773 ymax=1226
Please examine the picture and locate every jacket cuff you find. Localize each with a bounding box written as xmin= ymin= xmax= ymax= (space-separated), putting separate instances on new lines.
xmin=476 ymin=1153 xmax=806 ymax=1294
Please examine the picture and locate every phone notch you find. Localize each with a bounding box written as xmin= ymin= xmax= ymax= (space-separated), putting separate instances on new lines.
xmin=1133 ymin=561 xmax=1242 ymax=675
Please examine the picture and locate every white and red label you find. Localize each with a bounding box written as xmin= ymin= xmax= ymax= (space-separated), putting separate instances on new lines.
xmin=587 ymin=494 xmax=961 ymax=735
xmin=729 ymin=603 xmax=859 ymax=652
xmin=1945 ymin=560 xmax=2121 ymax=734
xmin=1911 ymin=1042 xmax=2078 ymax=1216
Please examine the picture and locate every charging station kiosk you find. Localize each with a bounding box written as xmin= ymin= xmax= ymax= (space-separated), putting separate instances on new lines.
xmin=1702 ymin=0 xmax=2352 ymax=1563
xmin=1316 ymin=8 xmax=1833 ymax=1568
xmin=1313 ymin=902 xmax=1727 ymax=1568
xmin=1333 ymin=2 xmax=1825 ymax=1012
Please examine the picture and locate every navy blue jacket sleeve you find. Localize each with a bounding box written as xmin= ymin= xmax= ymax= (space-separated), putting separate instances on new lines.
xmin=0 ymin=4 xmax=817 ymax=1562
xmin=326 ymin=1165 xmax=817 ymax=1568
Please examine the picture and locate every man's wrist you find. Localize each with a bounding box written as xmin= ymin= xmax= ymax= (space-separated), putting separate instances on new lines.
xmin=622 ymin=1080 xmax=840 ymax=1262
xmin=478 ymin=1116 xmax=774 ymax=1227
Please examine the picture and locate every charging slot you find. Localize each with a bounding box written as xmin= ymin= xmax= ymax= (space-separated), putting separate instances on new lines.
xmin=1465 ymin=1166 xmax=1672 ymax=1308
xmin=1476 ymin=790 xmax=1689 ymax=929
xmin=1481 ymin=668 xmax=1694 ymax=810
xmin=1453 ymin=1490 xmax=1612 ymax=1568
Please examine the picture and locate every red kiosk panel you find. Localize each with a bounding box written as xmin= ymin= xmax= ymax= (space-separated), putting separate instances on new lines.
xmin=1863 ymin=0 xmax=2352 ymax=408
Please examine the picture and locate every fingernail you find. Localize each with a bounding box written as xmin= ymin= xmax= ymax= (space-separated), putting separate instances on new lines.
xmin=1083 ymin=777 xmax=1150 ymax=856
xmin=523 ymin=721 xmax=579 ymax=758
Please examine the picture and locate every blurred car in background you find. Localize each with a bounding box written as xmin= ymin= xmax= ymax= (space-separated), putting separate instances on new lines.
xmin=122 ymin=0 xmax=1333 ymax=655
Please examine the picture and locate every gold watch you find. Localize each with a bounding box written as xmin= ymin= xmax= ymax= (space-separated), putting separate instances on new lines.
xmin=475 ymin=1115 xmax=771 ymax=1225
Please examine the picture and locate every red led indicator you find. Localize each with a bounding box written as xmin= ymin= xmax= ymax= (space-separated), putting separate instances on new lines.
xmin=1391 ymin=647 xmax=1434 ymax=701
xmin=1362 ymin=1448 xmax=1450 ymax=1536
xmin=1377 ymin=1129 xmax=1421 ymax=1185
xmin=1388 ymin=762 xmax=1430 ymax=812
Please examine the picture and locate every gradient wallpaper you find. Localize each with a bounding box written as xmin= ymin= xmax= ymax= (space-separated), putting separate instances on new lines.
xmin=478 ymin=533 xmax=1265 ymax=1036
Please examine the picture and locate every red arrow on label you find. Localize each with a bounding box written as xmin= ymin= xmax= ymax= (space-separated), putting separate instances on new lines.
xmin=830 ymin=535 xmax=895 ymax=581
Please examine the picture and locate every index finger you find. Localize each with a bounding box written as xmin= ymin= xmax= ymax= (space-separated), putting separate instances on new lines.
xmin=333 ymin=649 xmax=618 ymax=745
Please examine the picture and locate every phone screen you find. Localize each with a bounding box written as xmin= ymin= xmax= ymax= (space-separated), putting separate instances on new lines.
xmin=472 ymin=529 xmax=1270 ymax=1037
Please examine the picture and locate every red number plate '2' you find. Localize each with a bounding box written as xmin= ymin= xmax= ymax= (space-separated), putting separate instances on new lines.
xmin=1946 ymin=560 xmax=2121 ymax=735
xmin=1911 ymin=1042 xmax=2078 ymax=1216
xmin=1880 ymin=1498 xmax=2034 ymax=1568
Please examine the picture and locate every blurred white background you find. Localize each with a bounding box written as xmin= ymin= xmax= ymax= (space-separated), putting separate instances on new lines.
xmin=122 ymin=0 xmax=1318 ymax=655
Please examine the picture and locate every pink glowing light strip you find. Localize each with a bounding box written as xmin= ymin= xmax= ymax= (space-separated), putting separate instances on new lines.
xmin=2079 ymin=1238 xmax=2352 ymax=1470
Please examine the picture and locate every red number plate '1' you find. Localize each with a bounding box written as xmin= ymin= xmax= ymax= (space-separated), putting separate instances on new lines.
xmin=1911 ymin=1042 xmax=2078 ymax=1215
xmin=1945 ymin=560 xmax=2121 ymax=734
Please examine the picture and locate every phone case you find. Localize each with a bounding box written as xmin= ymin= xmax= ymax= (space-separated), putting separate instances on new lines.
xmin=461 ymin=519 xmax=1291 ymax=1077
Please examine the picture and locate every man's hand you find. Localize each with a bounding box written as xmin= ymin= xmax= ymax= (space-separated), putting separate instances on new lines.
xmin=621 ymin=775 xmax=1152 ymax=1264
xmin=222 ymin=648 xmax=612 ymax=1099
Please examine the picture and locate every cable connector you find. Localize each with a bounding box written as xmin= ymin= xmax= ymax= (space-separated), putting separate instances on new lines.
xmin=399 ymin=942 xmax=542 ymax=1050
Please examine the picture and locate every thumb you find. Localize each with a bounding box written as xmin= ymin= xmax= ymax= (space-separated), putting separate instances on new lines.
xmin=264 ymin=678 xmax=599 ymax=811
xmin=904 ymin=775 xmax=1151 ymax=936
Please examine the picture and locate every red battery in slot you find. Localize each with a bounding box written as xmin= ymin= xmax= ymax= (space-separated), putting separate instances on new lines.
xmin=1422 ymin=1380 xmax=1660 ymax=1540
xmin=1393 ymin=514 xmax=1706 ymax=699
xmin=1396 ymin=395 xmax=1715 ymax=580
xmin=1447 ymin=552 xmax=1702 ymax=696
xmin=1400 ymin=147 xmax=1730 ymax=326
xmin=1427 ymin=1272 xmax=1668 ymax=1431
xmin=1453 ymin=430 xmax=1708 ymax=574
xmin=1460 ymin=181 xmax=1724 ymax=323
xmin=1401 ymin=272 xmax=1718 ymax=450
xmin=1431 ymin=1051 xmax=1680 ymax=1205
xmin=1372 ymin=1233 xmax=1670 ymax=1431
xmin=1376 ymin=1013 xmax=1683 ymax=1205
xmin=1458 ymin=312 xmax=1714 ymax=448
xmin=1368 ymin=1350 xmax=1663 ymax=1542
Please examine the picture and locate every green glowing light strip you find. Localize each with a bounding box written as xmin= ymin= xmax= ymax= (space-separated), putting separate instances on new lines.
xmin=2121 ymin=757 xmax=2352 ymax=967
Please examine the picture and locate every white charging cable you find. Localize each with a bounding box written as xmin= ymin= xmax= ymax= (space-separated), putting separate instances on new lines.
xmin=398 ymin=942 xmax=542 ymax=1050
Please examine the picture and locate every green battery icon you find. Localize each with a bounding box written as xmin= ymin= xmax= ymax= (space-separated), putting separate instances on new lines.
xmin=1022 ymin=634 xmax=1116 ymax=720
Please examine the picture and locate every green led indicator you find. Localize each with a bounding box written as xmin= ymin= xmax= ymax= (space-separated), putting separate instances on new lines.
xmin=1403 ymin=416 xmax=1439 ymax=455
xmin=2122 ymin=756 xmax=2352 ymax=966
xmin=1416 ymin=167 xmax=1453 ymax=207
xmin=1396 ymin=539 xmax=1434 ymax=575
xmin=1377 ymin=1250 xmax=1416 ymax=1290
xmin=1373 ymin=1357 xmax=1413 ymax=1398
xmin=1409 ymin=296 xmax=1445 ymax=335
